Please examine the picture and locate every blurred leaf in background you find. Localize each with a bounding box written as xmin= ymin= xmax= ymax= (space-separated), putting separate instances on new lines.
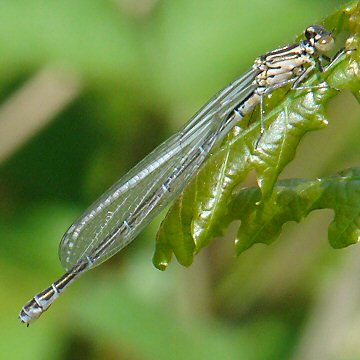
xmin=0 ymin=1 xmax=359 ymax=359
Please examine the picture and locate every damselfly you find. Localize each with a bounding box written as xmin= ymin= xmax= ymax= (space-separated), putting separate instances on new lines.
xmin=20 ymin=25 xmax=343 ymax=325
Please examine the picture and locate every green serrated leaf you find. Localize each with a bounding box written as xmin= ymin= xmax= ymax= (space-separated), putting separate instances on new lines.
xmin=231 ymin=167 xmax=360 ymax=254
xmin=154 ymin=2 xmax=360 ymax=270
xmin=154 ymin=180 xmax=197 ymax=269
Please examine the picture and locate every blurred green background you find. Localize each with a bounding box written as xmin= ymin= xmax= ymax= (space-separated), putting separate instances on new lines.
xmin=1 ymin=0 xmax=360 ymax=359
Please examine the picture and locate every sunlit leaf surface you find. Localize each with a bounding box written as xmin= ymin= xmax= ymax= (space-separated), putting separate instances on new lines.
xmin=154 ymin=2 xmax=360 ymax=270
xmin=231 ymin=167 xmax=360 ymax=254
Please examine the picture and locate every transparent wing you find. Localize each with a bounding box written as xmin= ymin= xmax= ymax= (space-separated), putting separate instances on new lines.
xmin=59 ymin=67 xmax=259 ymax=271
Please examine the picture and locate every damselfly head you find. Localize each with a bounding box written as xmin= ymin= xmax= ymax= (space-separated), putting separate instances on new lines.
xmin=305 ymin=25 xmax=335 ymax=53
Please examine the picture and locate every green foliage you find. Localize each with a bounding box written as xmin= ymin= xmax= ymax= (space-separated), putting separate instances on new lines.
xmin=230 ymin=167 xmax=360 ymax=254
xmin=154 ymin=1 xmax=360 ymax=270
xmin=0 ymin=1 xmax=358 ymax=359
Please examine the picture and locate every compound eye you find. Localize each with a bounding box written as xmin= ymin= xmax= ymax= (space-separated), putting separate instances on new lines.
xmin=315 ymin=35 xmax=335 ymax=52
xmin=305 ymin=26 xmax=316 ymax=40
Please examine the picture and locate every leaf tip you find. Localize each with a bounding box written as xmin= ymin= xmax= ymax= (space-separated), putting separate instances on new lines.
xmin=154 ymin=261 xmax=169 ymax=271
xmin=152 ymin=246 xmax=172 ymax=271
